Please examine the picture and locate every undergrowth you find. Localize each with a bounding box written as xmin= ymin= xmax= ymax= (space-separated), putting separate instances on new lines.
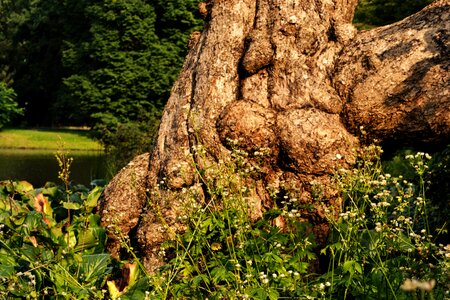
xmin=0 ymin=144 xmax=448 ymax=299
xmin=322 ymin=145 xmax=449 ymax=299
xmin=0 ymin=169 xmax=108 ymax=297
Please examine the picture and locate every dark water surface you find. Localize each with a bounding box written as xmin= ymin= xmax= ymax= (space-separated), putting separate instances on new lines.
xmin=0 ymin=149 xmax=107 ymax=187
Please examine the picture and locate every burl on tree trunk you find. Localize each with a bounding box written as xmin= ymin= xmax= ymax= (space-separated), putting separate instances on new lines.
xmin=100 ymin=0 xmax=449 ymax=273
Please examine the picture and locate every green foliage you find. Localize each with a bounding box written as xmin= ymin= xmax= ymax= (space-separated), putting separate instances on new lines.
xmin=0 ymin=82 xmax=22 ymax=129
xmin=9 ymin=0 xmax=87 ymax=126
xmin=55 ymin=0 xmax=203 ymax=164
xmin=112 ymin=144 xmax=445 ymax=299
xmin=0 ymin=0 xmax=202 ymax=130
xmin=321 ymin=145 xmax=449 ymax=299
xmin=61 ymin=0 xmax=161 ymax=126
xmin=1 ymin=143 xmax=449 ymax=299
xmin=0 ymin=149 xmax=149 ymax=299
xmin=0 ymin=180 xmax=110 ymax=298
xmin=99 ymin=113 xmax=161 ymax=175
xmin=59 ymin=0 xmax=203 ymax=129
xmin=124 ymin=145 xmax=321 ymax=299
xmin=156 ymin=211 xmax=317 ymax=299
xmin=113 ymin=143 xmax=448 ymax=299
xmin=354 ymin=0 xmax=434 ymax=27
xmin=0 ymin=148 xmax=112 ymax=299
xmin=382 ymin=146 xmax=450 ymax=242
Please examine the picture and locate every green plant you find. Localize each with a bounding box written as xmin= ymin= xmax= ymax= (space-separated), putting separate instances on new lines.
xmin=0 ymin=82 xmax=22 ymax=129
xmin=97 ymin=112 xmax=160 ymax=176
xmin=0 ymin=149 xmax=110 ymax=299
xmin=321 ymin=145 xmax=449 ymax=299
xmin=2 ymin=140 xmax=448 ymax=299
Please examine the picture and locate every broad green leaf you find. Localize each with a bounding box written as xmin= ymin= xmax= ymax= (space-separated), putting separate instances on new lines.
xmin=62 ymin=201 xmax=82 ymax=210
xmin=0 ymin=211 xmax=11 ymax=224
xmin=63 ymin=229 xmax=77 ymax=249
xmin=85 ymin=186 xmax=103 ymax=209
xmin=50 ymin=263 xmax=83 ymax=293
xmin=75 ymin=226 xmax=106 ymax=253
xmin=11 ymin=214 xmax=26 ymax=226
xmin=41 ymin=186 xmax=59 ymax=198
xmin=0 ymin=251 xmax=16 ymax=265
xmin=267 ymin=288 xmax=280 ymax=300
xmin=14 ymin=181 xmax=34 ymax=193
xmin=120 ymin=278 xmax=151 ymax=300
xmin=0 ymin=265 xmax=15 ymax=277
xmin=342 ymin=260 xmax=362 ymax=275
xmin=80 ymin=254 xmax=111 ymax=283
xmin=22 ymin=211 xmax=45 ymax=234
xmin=50 ymin=226 xmax=63 ymax=244
xmin=249 ymin=287 xmax=267 ymax=299
xmin=20 ymin=243 xmax=40 ymax=261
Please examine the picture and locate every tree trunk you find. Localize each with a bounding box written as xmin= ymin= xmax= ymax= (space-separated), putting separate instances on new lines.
xmin=100 ymin=0 xmax=450 ymax=273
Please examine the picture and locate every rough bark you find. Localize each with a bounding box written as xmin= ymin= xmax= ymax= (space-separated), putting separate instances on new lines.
xmin=100 ymin=0 xmax=450 ymax=273
xmin=335 ymin=1 xmax=450 ymax=146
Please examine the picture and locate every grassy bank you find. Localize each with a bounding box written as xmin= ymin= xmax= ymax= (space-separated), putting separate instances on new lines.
xmin=0 ymin=128 xmax=103 ymax=150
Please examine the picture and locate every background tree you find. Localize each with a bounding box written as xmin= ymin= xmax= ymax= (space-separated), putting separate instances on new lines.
xmin=0 ymin=0 xmax=203 ymax=169
xmin=0 ymin=0 xmax=29 ymax=85
xmin=59 ymin=0 xmax=203 ymax=169
xmin=61 ymin=0 xmax=163 ymax=127
xmin=0 ymin=82 xmax=22 ymax=129
xmin=99 ymin=0 xmax=450 ymax=273
xmin=2 ymin=0 xmax=202 ymax=129
xmin=10 ymin=0 xmax=82 ymax=126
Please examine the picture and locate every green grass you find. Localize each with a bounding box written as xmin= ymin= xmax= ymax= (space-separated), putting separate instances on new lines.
xmin=0 ymin=128 xmax=103 ymax=150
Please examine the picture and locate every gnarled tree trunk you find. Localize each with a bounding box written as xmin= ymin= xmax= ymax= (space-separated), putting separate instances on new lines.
xmin=100 ymin=0 xmax=450 ymax=273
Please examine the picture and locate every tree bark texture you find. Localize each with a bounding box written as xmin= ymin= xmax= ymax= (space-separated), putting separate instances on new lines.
xmin=100 ymin=0 xmax=450 ymax=273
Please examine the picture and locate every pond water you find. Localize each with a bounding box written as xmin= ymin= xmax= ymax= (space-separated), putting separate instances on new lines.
xmin=0 ymin=149 xmax=108 ymax=187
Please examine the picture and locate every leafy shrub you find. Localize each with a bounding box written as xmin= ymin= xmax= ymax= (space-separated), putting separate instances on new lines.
xmin=90 ymin=108 xmax=161 ymax=176
xmin=0 ymin=180 xmax=109 ymax=299
xmin=0 ymin=149 xmax=118 ymax=299
xmin=0 ymin=82 xmax=22 ymax=129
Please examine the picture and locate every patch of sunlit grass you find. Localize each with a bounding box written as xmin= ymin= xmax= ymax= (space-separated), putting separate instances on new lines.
xmin=0 ymin=128 xmax=102 ymax=150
